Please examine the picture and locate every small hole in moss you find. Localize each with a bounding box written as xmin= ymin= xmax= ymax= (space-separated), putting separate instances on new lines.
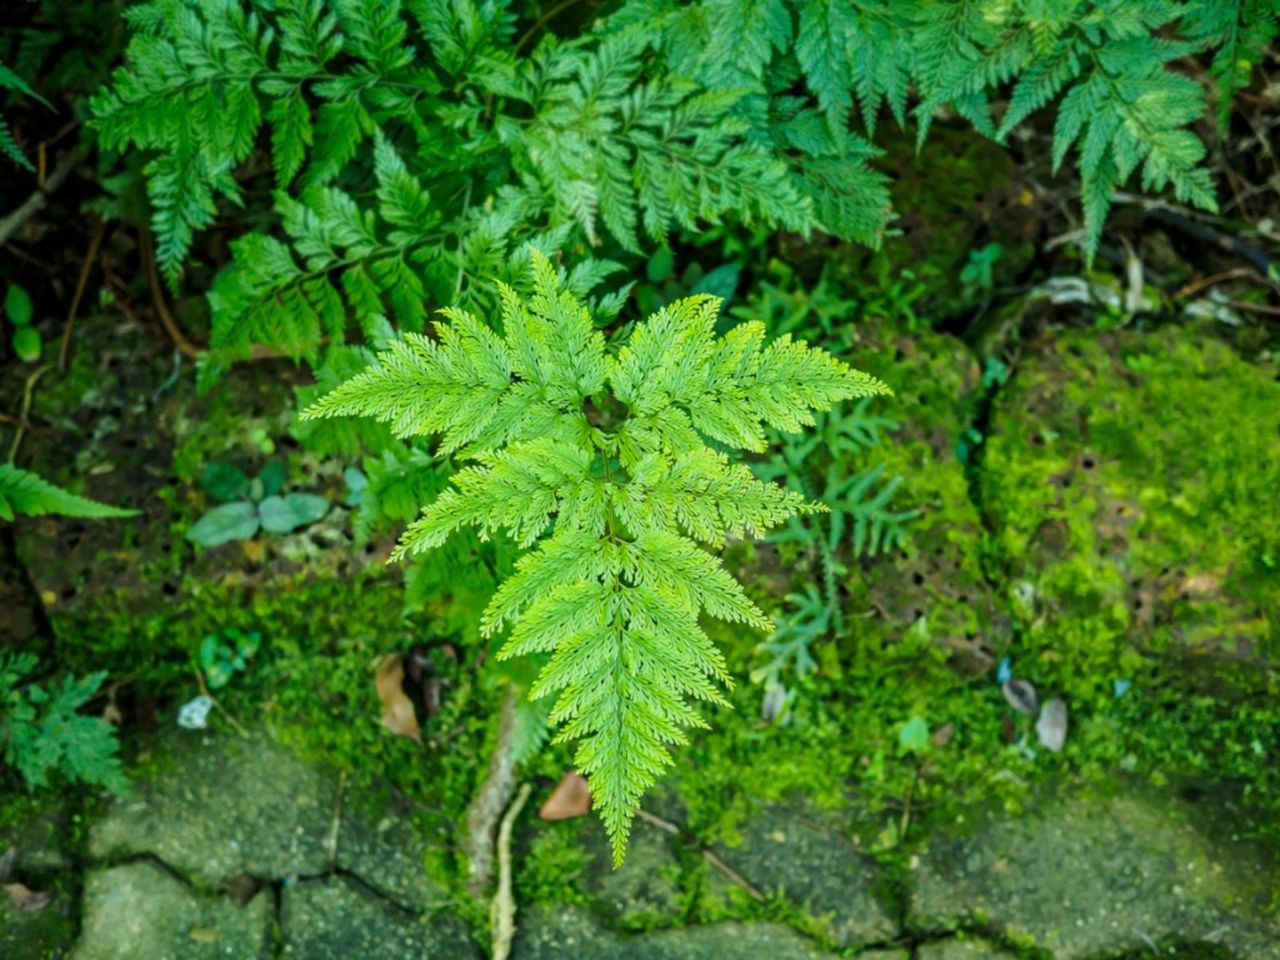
xmin=912 ymin=572 xmax=924 ymax=586
xmin=1030 ymin=433 xmax=1045 ymax=447
xmin=1082 ymin=456 xmax=1096 ymax=469
xmin=1181 ymin=785 xmax=1204 ymax=803
xmin=912 ymin=608 xmax=923 ymax=620
xmin=60 ymin=585 xmax=76 ymax=600
xmin=162 ymin=582 xmax=178 ymax=596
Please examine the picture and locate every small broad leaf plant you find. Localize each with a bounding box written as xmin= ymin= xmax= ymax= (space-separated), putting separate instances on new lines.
xmin=304 ymin=252 xmax=889 ymax=862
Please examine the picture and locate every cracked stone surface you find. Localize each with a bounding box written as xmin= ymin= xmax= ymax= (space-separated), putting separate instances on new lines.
xmin=910 ymin=786 xmax=1280 ymax=958
xmin=512 ymin=904 xmax=841 ymax=959
xmin=90 ymin=732 xmax=337 ymax=887
xmin=718 ymin=805 xmax=897 ymax=948
xmin=72 ymin=861 xmax=271 ymax=960
xmin=576 ymin=814 xmax=685 ymax=926
xmin=336 ymin=790 xmax=454 ymax=912
xmin=917 ymin=940 xmax=1015 ymax=960
xmin=281 ymin=874 xmax=476 ymax=959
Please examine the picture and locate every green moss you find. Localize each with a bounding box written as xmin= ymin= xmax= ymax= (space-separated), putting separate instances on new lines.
xmin=827 ymin=127 xmax=1038 ymax=323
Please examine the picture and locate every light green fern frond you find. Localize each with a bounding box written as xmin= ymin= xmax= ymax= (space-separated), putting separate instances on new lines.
xmin=0 ymin=465 xmax=138 ymax=522
xmin=306 ymin=250 xmax=888 ymax=863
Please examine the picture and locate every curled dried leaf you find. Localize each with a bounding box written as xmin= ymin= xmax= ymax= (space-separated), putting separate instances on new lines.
xmin=1002 ymin=678 xmax=1039 ymax=717
xmin=932 ymin=721 xmax=954 ymax=748
xmin=539 ymin=771 xmax=591 ymax=820
xmin=4 ymin=881 xmax=53 ymax=913
xmin=375 ymin=654 xmax=421 ymax=744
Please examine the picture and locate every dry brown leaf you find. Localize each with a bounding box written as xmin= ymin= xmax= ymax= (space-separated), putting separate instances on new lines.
xmin=539 ymin=771 xmax=591 ymax=820
xmin=375 ymin=654 xmax=421 ymax=744
xmin=1179 ymin=572 xmax=1222 ymax=597
xmin=225 ymin=874 xmax=259 ymax=908
xmin=102 ymin=682 xmax=123 ymax=726
xmin=932 ymin=721 xmax=954 ymax=748
xmin=4 ymin=882 xmax=53 ymax=913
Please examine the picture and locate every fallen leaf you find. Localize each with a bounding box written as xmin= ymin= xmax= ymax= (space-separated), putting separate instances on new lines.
xmin=405 ymin=645 xmax=443 ymax=717
xmin=540 ymin=771 xmax=591 ymax=820
xmin=932 ymin=722 xmax=954 ymax=748
xmin=376 ymin=654 xmax=421 ymax=744
xmin=1035 ymin=698 xmax=1069 ymax=752
xmin=1002 ymin=679 xmax=1039 ymax=717
xmin=102 ymin=682 xmax=123 ymax=726
xmin=188 ymin=927 xmax=219 ymax=943
xmin=1179 ymin=572 xmax=1221 ymax=597
xmin=760 ymin=681 xmax=788 ymax=723
xmin=225 ymin=874 xmax=259 ymax=908
xmin=3 ymin=882 xmax=53 ymax=913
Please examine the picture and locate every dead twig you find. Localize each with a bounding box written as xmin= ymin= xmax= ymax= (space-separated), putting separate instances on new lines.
xmin=57 ymin=220 xmax=107 ymax=372
xmin=0 ymin=149 xmax=79 ymax=247
xmin=139 ymin=228 xmax=201 ymax=359
xmin=7 ymin=365 xmax=50 ymax=463
xmin=490 ymin=782 xmax=532 ymax=960
xmin=1225 ymin=299 xmax=1280 ymax=317
xmin=0 ymin=413 xmax=50 ymax=440
xmin=465 ymin=688 xmax=520 ymax=894
xmin=633 ymin=808 xmax=765 ymax=903
xmin=193 ymin=668 xmax=250 ymax=739
xmin=1172 ymin=268 xmax=1275 ymax=301
xmin=327 ymin=769 xmax=348 ymax=871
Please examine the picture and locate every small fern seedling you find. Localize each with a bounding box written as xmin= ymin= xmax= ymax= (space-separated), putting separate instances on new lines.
xmin=303 ymin=251 xmax=889 ymax=862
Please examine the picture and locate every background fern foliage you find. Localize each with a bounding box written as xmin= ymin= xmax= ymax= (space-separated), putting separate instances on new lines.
xmin=304 ymin=252 xmax=888 ymax=860
xmin=90 ymin=0 xmax=1276 ymax=364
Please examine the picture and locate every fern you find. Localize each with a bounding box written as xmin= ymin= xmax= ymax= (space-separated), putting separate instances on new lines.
xmin=1181 ymin=0 xmax=1279 ymax=130
xmin=91 ymin=0 xmax=818 ymax=364
xmin=627 ymin=0 xmax=1255 ymax=260
xmin=303 ymin=251 xmax=889 ymax=861
xmin=1 ymin=653 xmax=127 ymax=793
xmin=0 ymin=58 xmax=50 ymax=171
xmin=0 ymin=464 xmax=138 ymax=522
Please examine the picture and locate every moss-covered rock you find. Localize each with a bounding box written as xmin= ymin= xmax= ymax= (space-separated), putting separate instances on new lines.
xmin=917 ymin=940 xmax=1017 ymax=960
xmin=714 ymin=805 xmax=897 ymax=948
xmin=982 ymin=328 xmax=1279 ymax=692
xmin=512 ymin=904 xmax=842 ymax=959
xmin=89 ymin=731 xmax=339 ymax=887
xmin=73 ymin=861 xmax=271 ymax=960
xmin=909 ymin=784 xmax=1280 ymax=959
xmin=845 ymin=321 xmax=1005 ymax=674
xmin=281 ymin=874 xmax=477 ymax=959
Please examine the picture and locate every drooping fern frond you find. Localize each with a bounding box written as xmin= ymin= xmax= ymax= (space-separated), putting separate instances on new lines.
xmin=0 ymin=464 xmax=138 ymax=522
xmin=303 ymin=251 xmax=890 ymax=862
xmin=1180 ymin=0 xmax=1279 ymax=130
xmin=94 ymin=0 xmax=821 ymax=366
xmin=0 ymin=59 xmax=50 ymax=172
xmin=627 ymin=0 xmax=1247 ymax=261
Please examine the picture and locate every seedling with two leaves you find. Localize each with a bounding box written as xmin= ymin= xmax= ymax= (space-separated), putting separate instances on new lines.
xmin=186 ymin=459 xmax=329 ymax=548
